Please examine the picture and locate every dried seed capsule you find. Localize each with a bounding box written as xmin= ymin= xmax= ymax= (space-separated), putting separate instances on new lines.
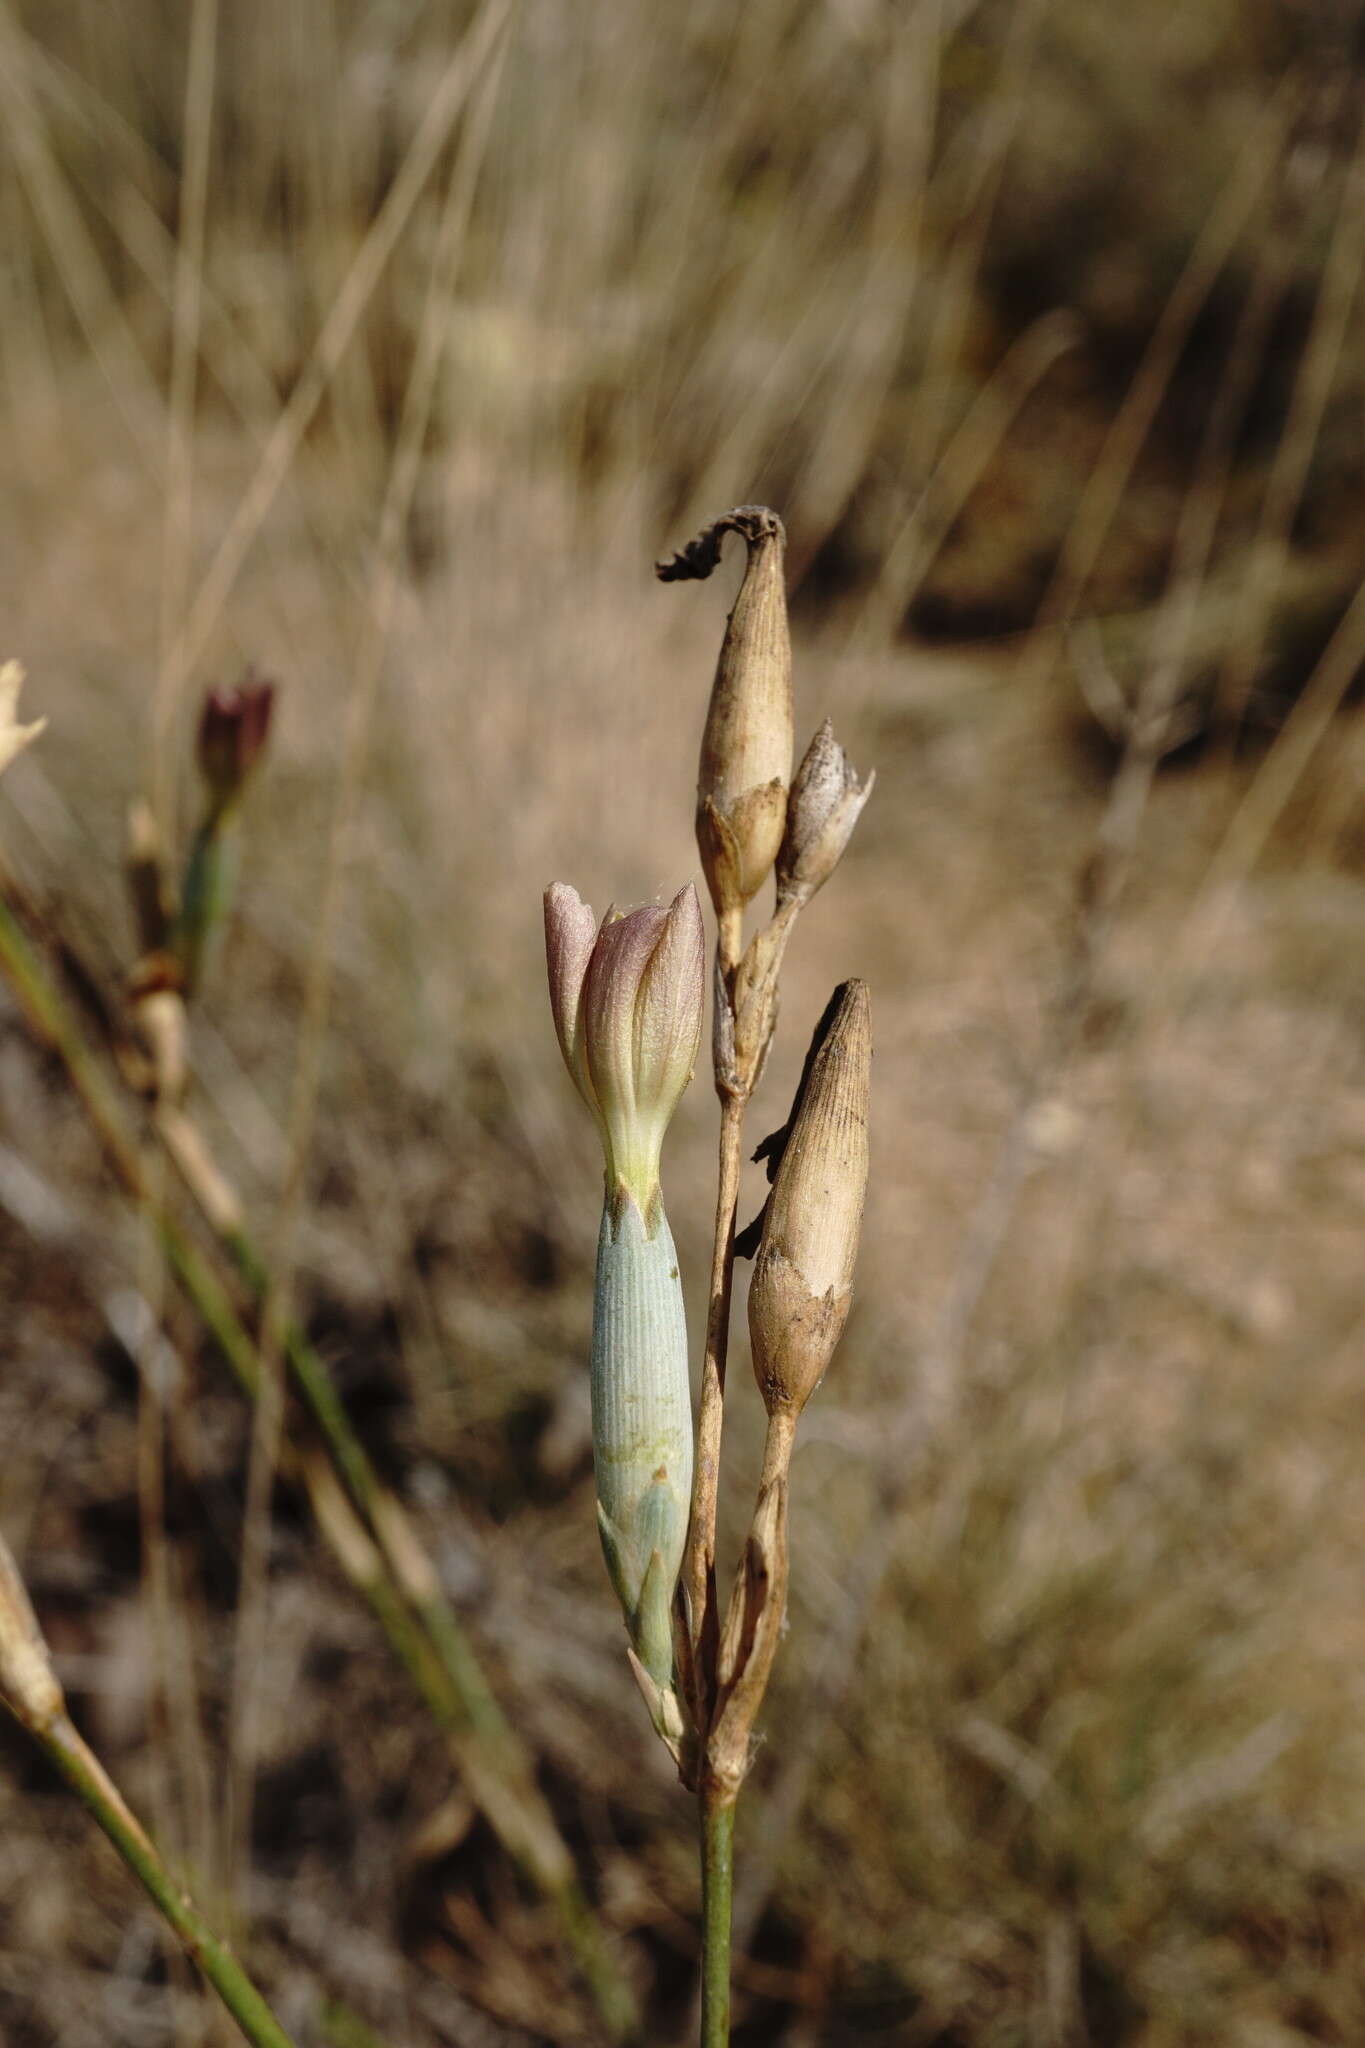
xmin=748 ymin=980 xmax=871 ymax=1419
xmin=658 ymin=508 xmax=793 ymax=927
xmin=777 ymin=720 xmax=874 ymax=910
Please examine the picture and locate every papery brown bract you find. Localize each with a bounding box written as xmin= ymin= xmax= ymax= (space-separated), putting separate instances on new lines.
xmin=748 ymin=980 xmax=871 ymax=1419
xmin=777 ymin=720 xmax=874 ymax=909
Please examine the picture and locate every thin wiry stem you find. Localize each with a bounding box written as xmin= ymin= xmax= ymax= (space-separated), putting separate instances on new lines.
xmin=6 ymin=1698 xmax=296 ymax=2048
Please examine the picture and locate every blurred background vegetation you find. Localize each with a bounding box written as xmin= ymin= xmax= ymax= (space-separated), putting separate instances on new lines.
xmin=2 ymin=0 xmax=1364 ymax=2041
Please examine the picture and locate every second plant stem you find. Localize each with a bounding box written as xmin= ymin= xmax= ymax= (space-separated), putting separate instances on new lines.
xmin=28 ymin=1709 xmax=297 ymax=2048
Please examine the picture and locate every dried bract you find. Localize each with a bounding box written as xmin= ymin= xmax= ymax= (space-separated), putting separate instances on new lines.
xmin=777 ymin=719 xmax=874 ymax=909
xmin=749 ymin=980 xmax=871 ymax=1419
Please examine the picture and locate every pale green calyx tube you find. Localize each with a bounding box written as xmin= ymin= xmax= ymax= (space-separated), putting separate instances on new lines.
xmin=545 ymin=881 xmax=704 ymax=1685
xmin=592 ymin=1191 xmax=693 ymax=1686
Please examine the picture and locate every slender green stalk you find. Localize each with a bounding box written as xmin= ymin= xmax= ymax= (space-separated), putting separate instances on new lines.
xmin=25 ymin=1709 xmax=297 ymax=2048
xmin=700 ymin=1788 xmax=736 ymax=2047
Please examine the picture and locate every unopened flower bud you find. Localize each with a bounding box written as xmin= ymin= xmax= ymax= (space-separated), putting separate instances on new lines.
xmin=545 ymin=882 xmax=704 ymax=1686
xmin=545 ymin=882 xmax=705 ymax=1220
xmin=749 ymin=980 xmax=871 ymax=1419
xmin=658 ymin=508 xmax=793 ymax=925
xmin=777 ymin=720 xmax=874 ymax=909
xmin=196 ymin=672 xmax=275 ymax=812
xmin=0 ymin=661 xmax=45 ymax=777
xmin=177 ymin=674 xmax=275 ymax=994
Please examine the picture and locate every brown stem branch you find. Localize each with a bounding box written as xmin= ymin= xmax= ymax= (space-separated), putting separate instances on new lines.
xmin=687 ymin=1090 xmax=746 ymax=1691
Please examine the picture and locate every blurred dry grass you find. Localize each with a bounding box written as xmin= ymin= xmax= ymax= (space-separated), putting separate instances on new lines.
xmin=2 ymin=0 xmax=1365 ymax=2041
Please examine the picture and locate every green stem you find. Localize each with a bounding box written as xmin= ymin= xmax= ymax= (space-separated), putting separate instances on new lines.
xmin=700 ymin=1787 xmax=736 ymax=2047
xmin=175 ymin=806 xmax=239 ymax=996
xmin=31 ymin=1710 xmax=296 ymax=2048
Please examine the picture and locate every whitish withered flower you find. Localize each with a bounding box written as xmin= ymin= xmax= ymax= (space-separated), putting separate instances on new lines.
xmin=0 ymin=662 xmax=45 ymax=777
xmin=776 ymin=719 xmax=874 ymax=911
xmin=545 ymin=883 xmax=704 ymax=1686
xmin=749 ymin=980 xmax=871 ymax=1419
xmin=659 ymin=508 xmax=793 ymax=927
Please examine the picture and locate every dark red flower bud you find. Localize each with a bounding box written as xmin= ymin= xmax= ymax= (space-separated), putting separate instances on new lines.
xmin=197 ymin=673 xmax=275 ymax=807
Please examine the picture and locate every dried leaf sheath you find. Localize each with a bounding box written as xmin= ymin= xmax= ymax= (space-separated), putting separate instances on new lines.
xmin=749 ymin=980 xmax=871 ymax=1419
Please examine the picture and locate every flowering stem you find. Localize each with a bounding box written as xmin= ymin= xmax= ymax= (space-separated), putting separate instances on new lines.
xmin=699 ymin=1784 xmax=736 ymax=2047
xmin=686 ymin=1091 xmax=745 ymax=1665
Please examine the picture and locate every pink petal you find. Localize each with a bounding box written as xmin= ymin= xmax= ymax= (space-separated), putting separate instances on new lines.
xmin=544 ymin=883 xmax=599 ymax=1095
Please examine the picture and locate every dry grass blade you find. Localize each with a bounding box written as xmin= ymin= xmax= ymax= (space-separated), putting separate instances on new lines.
xmin=160 ymin=0 xmax=514 ymax=704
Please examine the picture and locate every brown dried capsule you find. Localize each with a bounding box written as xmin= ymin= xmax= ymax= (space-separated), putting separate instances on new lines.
xmin=658 ymin=507 xmax=793 ymax=933
xmin=776 ymin=719 xmax=874 ymax=911
xmin=748 ymin=980 xmax=870 ymax=1419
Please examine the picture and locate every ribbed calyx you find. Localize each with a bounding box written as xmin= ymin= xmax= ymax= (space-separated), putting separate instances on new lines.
xmin=749 ymin=980 xmax=871 ymax=1419
xmin=592 ymin=1193 xmax=694 ymax=1686
xmin=545 ymin=882 xmax=705 ymax=1222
